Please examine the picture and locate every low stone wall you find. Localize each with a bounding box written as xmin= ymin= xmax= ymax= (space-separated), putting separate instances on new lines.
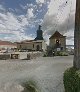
xmin=0 ymin=54 xmax=10 ymax=60
xmin=11 ymin=54 xmax=19 ymax=59
xmin=24 ymin=52 xmax=42 ymax=60
xmin=0 ymin=52 xmax=43 ymax=60
xmin=11 ymin=51 xmax=43 ymax=60
xmin=30 ymin=52 xmax=42 ymax=59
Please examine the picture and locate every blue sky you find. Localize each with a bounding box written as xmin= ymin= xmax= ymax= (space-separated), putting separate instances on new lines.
xmin=0 ymin=0 xmax=76 ymax=45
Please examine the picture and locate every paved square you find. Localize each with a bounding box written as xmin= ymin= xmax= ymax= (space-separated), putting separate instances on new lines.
xmin=0 ymin=56 xmax=73 ymax=92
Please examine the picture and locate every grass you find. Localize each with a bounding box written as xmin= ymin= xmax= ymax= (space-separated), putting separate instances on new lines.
xmin=21 ymin=79 xmax=41 ymax=92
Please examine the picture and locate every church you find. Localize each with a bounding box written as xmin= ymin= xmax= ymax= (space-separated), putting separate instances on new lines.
xmin=49 ymin=31 xmax=66 ymax=51
xmin=17 ymin=25 xmax=47 ymax=51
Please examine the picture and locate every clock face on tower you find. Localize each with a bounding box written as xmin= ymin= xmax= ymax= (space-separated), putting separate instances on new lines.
xmin=55 ymin=39 xmax=60 ymax=47
xmin=56 ymin=39 xmax=59 ymax=44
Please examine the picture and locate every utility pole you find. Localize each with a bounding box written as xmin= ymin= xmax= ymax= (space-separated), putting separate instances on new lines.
xmin=74 ymin=0 xmax=80 ymax=69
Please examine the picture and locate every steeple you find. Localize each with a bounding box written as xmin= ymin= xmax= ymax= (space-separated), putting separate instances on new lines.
xmin=39 ymin=25 xmax=41 ymax=30
xmin=34 ymin=25 xmax=43 ymax=40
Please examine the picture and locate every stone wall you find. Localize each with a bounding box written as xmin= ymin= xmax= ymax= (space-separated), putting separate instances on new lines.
xmin=0 ymin=54 xmax=10 ymax=60
xmin=0 ymin=52 xmax=42 ymax=60
xmin=11 ymin=52 xmax=42 ymax=60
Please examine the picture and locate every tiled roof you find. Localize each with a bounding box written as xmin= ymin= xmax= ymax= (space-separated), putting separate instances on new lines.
xmin=18 ymin=39 xmax=44 ymax=44
xmin=0 ymin=40 xmax=16 ymax=46
xmin=18 ymin=40 xmax=34 ymax=44
xmin=49 ymin=31 xmax=66 ymax=39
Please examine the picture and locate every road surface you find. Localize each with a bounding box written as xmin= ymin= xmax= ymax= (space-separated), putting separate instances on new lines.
xmin=0 ymin=56 xmax=73 ymax=92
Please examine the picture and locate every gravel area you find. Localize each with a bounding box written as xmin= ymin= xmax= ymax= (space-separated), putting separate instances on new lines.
xmin=0 ymin=56 xmax=73 ymax=92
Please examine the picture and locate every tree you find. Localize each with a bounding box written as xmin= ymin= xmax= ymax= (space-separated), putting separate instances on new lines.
xmin=74 ymin=0 xmax=80 ymax=69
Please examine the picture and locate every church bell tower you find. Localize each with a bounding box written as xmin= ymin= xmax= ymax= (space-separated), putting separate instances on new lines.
xmin=35 ymin=25 xmax=43 ymax=40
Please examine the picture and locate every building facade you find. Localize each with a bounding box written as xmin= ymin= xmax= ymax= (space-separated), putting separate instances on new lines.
xmin=17 ymin=40 xmax=46 ymax=51
xmin=17 ymin=25 xmax=47 ymax=51
xmin=0 ymin=41 xmax=17 ymax=52
xmin=49 ymin=31 xmax=66 ymax=51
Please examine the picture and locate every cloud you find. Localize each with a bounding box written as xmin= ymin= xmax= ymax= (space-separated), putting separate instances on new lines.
xmin=0 ymin=0 xmax=76 ymax=45
xmin=20 ymin=3 xmax=37 ymax=11
xmin=0 ymin=4 xmax=36 ymax=41
xmin=0 ymin=5 xmax=6 ymax=12
xmin=36 ymin=0 xmax=45 ymax=4
xmin=42 ymin=0 xmax=76 ymax=45
xmin=0 ymin=34 xmax=34 ymax=42
xmin=27 ymin=8 xmax=34 ymax=18
xmin=36 ymin=0 xmax=50 ymax=7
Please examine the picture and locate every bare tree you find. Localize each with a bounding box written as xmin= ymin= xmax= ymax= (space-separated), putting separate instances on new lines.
xmin=74 ymin=0 xmax=80 ymax=69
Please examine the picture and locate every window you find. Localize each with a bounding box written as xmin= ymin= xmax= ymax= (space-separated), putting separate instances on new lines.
xmin=61 ymin=47 xmax=63 ymax=50
xmin=20 ymin=45 xmax=22 ymax=48
xmin=33 ymin=44 xmax=34 ymax=48
xmin=56 ymin=39 xmax=60 ymax=46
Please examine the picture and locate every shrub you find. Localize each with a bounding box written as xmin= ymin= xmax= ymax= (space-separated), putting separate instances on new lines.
xmin=63 ymin=67 xmax=80 ymax=92
xmin=55 ymin=51 xmax=68 ymax=56
xmin=59 ymin=52 xmax=68 ymax=56
xmin=21 ymin=79 xmax=41 ymax=92
xmin=43 ymin=54 xmax=47 ymax=57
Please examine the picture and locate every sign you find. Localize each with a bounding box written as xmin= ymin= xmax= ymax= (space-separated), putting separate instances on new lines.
xmin=57 ymin=48 xmax=60 ymax=51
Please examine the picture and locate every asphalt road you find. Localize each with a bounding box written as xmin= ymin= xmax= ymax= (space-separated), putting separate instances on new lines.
xmin=0 ymin=56 xmax=73 ymax=92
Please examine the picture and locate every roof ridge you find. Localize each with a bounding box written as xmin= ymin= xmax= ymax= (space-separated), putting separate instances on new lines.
xmin=49 ymin=31 xmax=65 ymax=39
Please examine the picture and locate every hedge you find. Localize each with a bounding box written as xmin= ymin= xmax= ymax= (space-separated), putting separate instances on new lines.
xmin=55 ymin=51 xmax=68 ymax=56
xmin=63 ymin=67 xmax=80 ymax=92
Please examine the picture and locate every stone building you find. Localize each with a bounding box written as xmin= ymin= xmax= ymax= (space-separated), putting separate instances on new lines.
xmin=49 ymin=31 xmax=66 ymax=51
xmin=17 ymin=25 xmax=47 ymax=51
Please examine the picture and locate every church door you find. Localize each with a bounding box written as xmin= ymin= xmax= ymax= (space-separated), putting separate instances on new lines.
xmin=36 ymin=45 xmax=40 ymax=51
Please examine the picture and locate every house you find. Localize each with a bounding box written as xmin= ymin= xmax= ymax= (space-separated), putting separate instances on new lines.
xmin=17 ymin=25 xmax=47 ymax=51
xmin=17 ymin=40 xmax=46 ymax=51
xmin=49 ymin=31 xmax=66 ymax=51
xmin=0 ymin=40 xmax=17 ymax=52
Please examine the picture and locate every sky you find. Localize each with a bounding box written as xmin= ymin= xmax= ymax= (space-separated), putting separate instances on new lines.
xmin=0 ymin=0 xmax=76 ymax=45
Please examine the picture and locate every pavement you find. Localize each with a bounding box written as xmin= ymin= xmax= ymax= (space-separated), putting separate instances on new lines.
xmin=0 ymin=56 xmax=73 ymax=92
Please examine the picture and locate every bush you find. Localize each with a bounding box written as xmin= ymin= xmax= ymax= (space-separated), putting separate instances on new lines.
xmin=63 ymin=67 xmax=80 ymax=92
xmin=43 ymin=54 xmax=47 ymax=57
xmin=60 ymin=52 xmax=68 ymax=56
xmin=21 ymin=79 xmax=41 ymax=92
xmin=55 ymin=51 xmax=68 ymax=56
